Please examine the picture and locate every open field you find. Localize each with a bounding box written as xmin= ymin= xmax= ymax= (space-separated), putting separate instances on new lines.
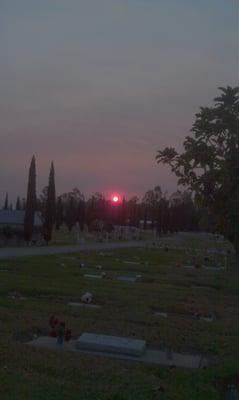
xmin=0 ymin=235 xmax=239 ymax=399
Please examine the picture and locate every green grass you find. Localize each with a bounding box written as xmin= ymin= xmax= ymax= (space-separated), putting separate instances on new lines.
xmin=0 ymin=237 xmax=238 ymax=399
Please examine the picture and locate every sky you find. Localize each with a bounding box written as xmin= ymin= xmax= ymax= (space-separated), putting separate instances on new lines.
xmin=1 ymin=0 xmax=239 ymax=204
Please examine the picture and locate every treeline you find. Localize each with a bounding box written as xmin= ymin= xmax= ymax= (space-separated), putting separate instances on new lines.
xmin=2 ymin=157 xmax=202 ymax=243
xmin=39 ymin=186 xmax=199 ymax=234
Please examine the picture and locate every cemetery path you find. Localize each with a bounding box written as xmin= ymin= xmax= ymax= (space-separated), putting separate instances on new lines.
xmin=0 ymin=240 xmax=152 ymax=259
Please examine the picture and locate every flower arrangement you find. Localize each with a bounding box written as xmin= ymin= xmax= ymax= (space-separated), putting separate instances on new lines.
xmin=48 ymin=316 xmax=72 ymax=344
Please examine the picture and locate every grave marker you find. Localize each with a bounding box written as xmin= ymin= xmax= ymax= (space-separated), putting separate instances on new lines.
xmin=84 ymin=274 xmax=103 ymax=279
xmin=68 ymin=302 xmax=101 ymax=309
xmin=76 ymin=333 xmax=146 ymax=356
xmin=29 ymin=336 xmax=208 ymax=368
xmin=117 ymin=276 xmax=140 ymax=283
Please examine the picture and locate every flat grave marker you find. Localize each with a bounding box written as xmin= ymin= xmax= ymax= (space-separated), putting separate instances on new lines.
xmin=84 ymin=274 xmax=103 ymax=279
xmin=155 ymin=312 xmax=167 ymax=318
xmin=29 ymin=336 xmax=208 ymax=368
xmin=203 ymin=266 xmax=225 ymax=271
xmin=76 ymin=333 xmax=146 ymax=356
xmin=154 ymin=311 xmax=213 ymax=322
xmin=68 ymin=302 xmax=101 ymax=309
xmin=183 ymin=265 xmax=225 ymax=271
xmin=117 ymin=276 xmax=137 ymax=283
xmin=123 ymin=261 xmax=140 ymax=265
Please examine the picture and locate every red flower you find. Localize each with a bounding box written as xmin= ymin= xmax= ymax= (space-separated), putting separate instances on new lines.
xmin=49 ymin=316 xmax=59 ymax=328
xmin=50 ymin=329 xmax=57 ymax=337
xmin=65 ymin=329 xmax=72 ymax=342
xmin=49 ymin=316 xmax=55 ymax=327
xmin=53 ymin=318 xmax=59 ymax=327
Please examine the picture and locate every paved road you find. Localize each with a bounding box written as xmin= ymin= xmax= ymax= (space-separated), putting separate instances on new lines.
xmin=0 ymin=240 xmax=153 ymax=260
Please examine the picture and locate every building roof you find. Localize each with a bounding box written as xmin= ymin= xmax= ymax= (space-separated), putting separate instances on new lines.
xmin=0 ymin=210 xmax=42 ymax=227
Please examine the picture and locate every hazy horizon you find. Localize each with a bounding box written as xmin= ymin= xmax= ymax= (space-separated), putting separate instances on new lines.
xmin=1 ymin=1 xmax=239 ymax=203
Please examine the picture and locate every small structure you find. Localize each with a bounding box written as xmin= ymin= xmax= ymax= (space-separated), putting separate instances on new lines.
xmin=0 ymin=210 xmax=43 ymax=245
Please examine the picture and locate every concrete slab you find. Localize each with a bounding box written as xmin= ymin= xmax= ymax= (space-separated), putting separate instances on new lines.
xmin=76 ymin=333 xmax=146 ymax=356
xmin=176 ymin=313 xmax=213 ymax=322
xmin=184 ymin=265 xmax=225 ymax=272
xmin=83 ymin=274 xmax=103 ymax=279
xmin=117 ymin=276 xmax=138 ymax=283
xmin=154 ymin=312 xmax=168 ymax=318
xmin=200 ymin=316 xmax=213 ymax=322
xmin=9 ymin=296 xmax=27 ymax=300
xmin=68 ymin=302 xmax=101 ymax=309
xmin=123 ymin=261 xmax=140 ymax=265
xmin=28 ymin=336 xmax=208 ymax=368
xmin=191 ymin=285 xmax=212 ymax=290
xmin=154 ymin=311 xmax=213 ymax=322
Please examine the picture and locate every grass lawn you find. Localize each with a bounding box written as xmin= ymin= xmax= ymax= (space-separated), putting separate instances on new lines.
xmin=0 ymin=237 xmax=239 ymax=399
xmin=50 ymin=225 xmax=155 ymax=246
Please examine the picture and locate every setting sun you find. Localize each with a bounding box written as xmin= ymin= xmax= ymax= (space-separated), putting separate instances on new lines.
xmin=112 ymin=195 xmax=119 ymax=203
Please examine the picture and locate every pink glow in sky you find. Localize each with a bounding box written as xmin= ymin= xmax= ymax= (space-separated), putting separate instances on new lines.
xmin=1 ymin=1 xmax=239 ymax=204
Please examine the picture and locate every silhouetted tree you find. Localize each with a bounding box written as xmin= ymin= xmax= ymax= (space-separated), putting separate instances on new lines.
xmin=15 ymin=196 xmax=21 ymax=210
xmin=43 ymin=162 xmax=56 ymax=243
xmin=3 ymin=193 xmax=8 ymax=210
xmin=127 ymin=196 xmax=139 ymax=226
xmin=65 ymin=196 xmax=77 ymax=231
xmin=156 ymin=86 xmax=239 ymax=250
xmin=142 ymin=186 xmax=163 ymax=231
xmin=55 ymin=196 xmax=64 ymax=230
xmin=21 ymin=198 xmax=26 ymax=210
xmin=119 ymin=197 xmax=127 ymax=225
xmin=24 ymin=156 xmax=36 ymax=242
xmin=77 ymin=200 xmax=86 ymax=231
xmin=38 ymin=186 xmax=48 ymax=216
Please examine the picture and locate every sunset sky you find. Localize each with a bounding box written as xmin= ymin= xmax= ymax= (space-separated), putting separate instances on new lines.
xmin=1 ymin=1 xmax=239 ymax=203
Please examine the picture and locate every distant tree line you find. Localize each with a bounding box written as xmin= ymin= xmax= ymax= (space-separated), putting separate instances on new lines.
xmin=2 ymin=161 xmax=202 ymax=245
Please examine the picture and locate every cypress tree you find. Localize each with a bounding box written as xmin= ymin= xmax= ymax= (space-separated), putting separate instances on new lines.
xmin=21 ymin=198 xmax=26 ymax=210
xmin=55 ymin=196 xmax=63 ymax=230
xmin=43 ymin=162 xmax=56 ymax=243
xmin=16 ymin=196 xmax=21 ymax=210
xmin=3 ymin=193 xmax=8 ymax=210
xmin=24 ymin=156 xmax=36 ymax=242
